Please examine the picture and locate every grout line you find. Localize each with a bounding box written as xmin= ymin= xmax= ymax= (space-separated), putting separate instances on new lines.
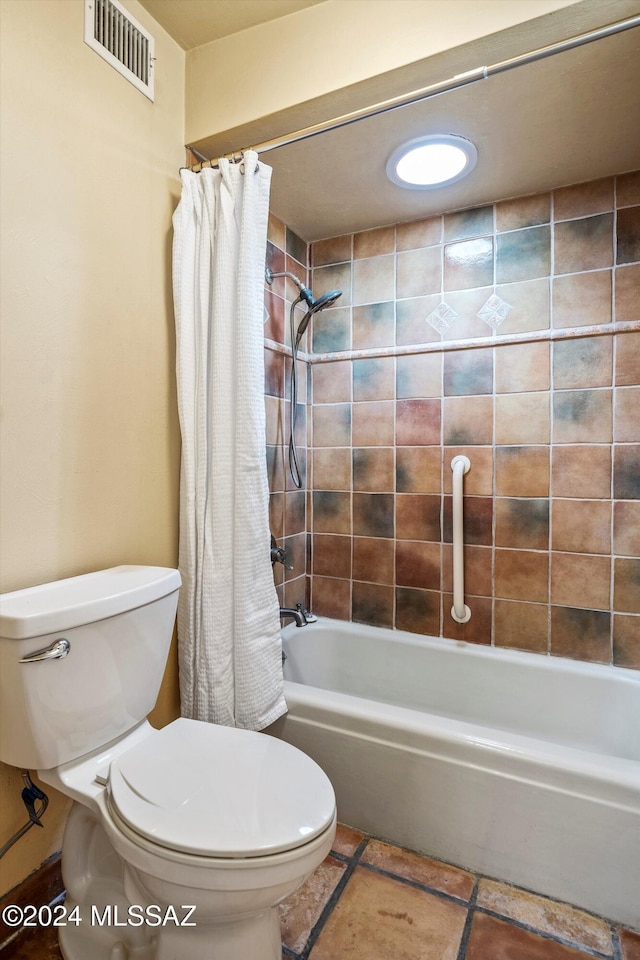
xmin=455 ymin=876 xmax=480 ymax=960
xmin=355 ymin=859 xmax=475 ymax=909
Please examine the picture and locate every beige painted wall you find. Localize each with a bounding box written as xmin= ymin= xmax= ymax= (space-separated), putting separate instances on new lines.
xmin=0 ymin=0 xmax=184 ymax=895
xmin=185 ymin=0 xmax=583 ymax=150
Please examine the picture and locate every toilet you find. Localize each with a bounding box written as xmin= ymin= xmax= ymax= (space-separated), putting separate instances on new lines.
xmin=0 ymin=566 xmax=336 ymax=960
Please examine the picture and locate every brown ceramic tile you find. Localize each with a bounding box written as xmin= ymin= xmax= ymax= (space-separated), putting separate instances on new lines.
xmin=396 ymin=446 xmax=442 ymax=494
xmin=552 ymin=499 xmax=611 ymax=554
xmin=309 ymin=866 xmax=467 ymax=960
xmin=614 ymin=500 xmax=640 ymax=557
xmin=554 ymin=214 xmax=614 ymax=275
xmin=443 ymin=447 xmax=493 ymax=495
xmin=495 ymin=341 xmax=550 ymax=393
xmin=270 ymin=492 xmax=285 ymax=543
xmin=282 ymin=575 xmax=308 ymax=611
xmin=617 ymin=205 xmax=640 ymax=264
xmin=396 ymin=215 xmax=442 ymax=251
xmin=280 ymin=854 xmax=347 ymax=955
xmin=352 ymin=581 xmax=394 ymax=628
xmin=444 ymin=395 xmax=493 ymax=445
xmin=554 ymin=177 xmax=614 ymax=221
xmin=312 ymin=360 xmax=352 ymax=403
xmin=615 ymin=386 xmax=640 ymax=441
xmin=353 ymin=492 xmax=394 ymax=538
xmin=442 ymin=544 xmax=493 ymax=597
xmin=313 ymin=403 xmax=351 ymax=447
xmin=496 ymin=498 xmax=549 ymax=549
xmin=616 ymin=331 xmax=640 ymax=386
xmin=396 ymin=294 xmax=442 ymax=346
xmin=397 ymin=246 xmax=442 ymax=298
xmin=444 ymin=237 xmax=493 ymax=290
xmin=267 ymin=212 xmax=286 ymax=249
xmin=332 ymin=822 xmax=365 ymax=856
xmin=551 ymin=605 xmax=611 ymax=662
xmin=352 ymin=400 xmax=395 ymax=446
xmin=352 ymin=302 xmax=395 ymax=349
xmin=552 ymin=269 xmax=612 ymax=327
xmin=286 ymin=229 xmax=307 ymax=266
xmin=395 ymin=586 xmax=441 ymax=635
xmin=396 ymin=352 xmax=442 ymax=399
xmin=354 ymin=225 xmax=395 ymax=259
xmin=267 ymin=445 xmax=286 ymax=495
xmin=353 ymin=356 xmax=395 ymax=401
xmin=442 ymin=594 xmax=492 ymax=644
xmin=613 ymin=614 xmax=640 ymax=669
xmin=311 ymin=575 xmax=350 ymax=619
xmin=395 ymin=540 xmax=441 ymax=590
xmin=353 ymin=255 xmax=395 ymax=306
xmin=312 ymin=262 xmax=352 ymax=306
xmin=617 ymin=171 xmax=640 ymax=207
xmin=466 ymin=911 xmax=595 ymax=960
xmin=311 ymin=305 xmax=351 ymax=353
xmin=496 ymin=226 xmax=550 ymax=283
xmin=285 ymin=490 xmax=306 ymax=536
xmin=443 ymin=348 xmax=493 ymax=396
xmin=551 ymin=553 xmax=611 ymax=610
xmin=353 ymin=536 xmax=395 ymax=584
xmin=477 ymin=878 xmax=612 ymax=953
xmin=552 ymin=390 xmax=612 ymax=444
xmin=264 ymin=289 xmax=286 ymax=343
xmin=396 ymin=494 xmax=441 ymax=541
xmin=353 ymin=447 xmax=395 ymax=492
xmin=614 ymin=445 xmax=640 ymax=499
xmin=495 ymin=446 xmax=550 ymax=497
xmin=496 ymin=277 xmax=551 ymax=334
xmin=494 ymin=600 xmax=549 ymax=652
xmin=620 ymin=928 xmax=640 ymax=960
xmin=312 ymin=490 xmax=351 ymax=535
xmin=495 ymin=392 xmax=549 ymax=444
xmin=312 ymin=534 xmax=351 ymax=579
xmin=552 ymin=445 xmax=611 ymax=498
xmin=265 ymin=395 xmax=285 ymax=446
xmin=361 ymin=839 xmax=475 ymax=900
xmin=396 ymin=398 xmax=441 ymax=445
xmin=1 ymin=925 xmax=64 ymax=958
xmin=616 ymin=263 xmax=640 ymax=321
xmin=312 ymin=234 xmax=352 ymax=267
xmin=283 ymin=533 xmax=306 ymax=582
xmin=553 ymin=336 xmax=613 ymax=389
xmin=443 ymin=496 xmax=493 ymax=546
xmin=614 ymin=558 xmax=640 ymax=614
xmin=494 ymin=548 xmax=549 ymax=602
xmin=444 ymin=205 xmax=493 ymax=242
xmin=496 ymin=192 xmax=550 ymax=231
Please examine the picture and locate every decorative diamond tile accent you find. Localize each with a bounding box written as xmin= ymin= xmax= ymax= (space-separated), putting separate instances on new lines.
xmin=426 ymin=301 xmax=459 ymax=335
xmin=477 ymin=294 xmax=512 ymax=330
xmin=263 ymin=304 xmax=270 ymax=325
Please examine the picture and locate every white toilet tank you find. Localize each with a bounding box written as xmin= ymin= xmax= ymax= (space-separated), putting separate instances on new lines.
xmin=0 ymin=566 xmax=181 ymax=770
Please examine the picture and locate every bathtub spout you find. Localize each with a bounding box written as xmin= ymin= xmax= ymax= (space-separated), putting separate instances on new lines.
xmin=279 ymin=606 xmax=308 ymax=627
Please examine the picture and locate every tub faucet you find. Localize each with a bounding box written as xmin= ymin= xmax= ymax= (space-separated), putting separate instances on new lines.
xmin=279 ymin=606 xmax=308 ymax=627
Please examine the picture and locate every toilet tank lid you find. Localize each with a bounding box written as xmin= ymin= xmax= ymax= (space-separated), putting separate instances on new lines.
xmin=0 ymin=566 xmax=181 ymax=639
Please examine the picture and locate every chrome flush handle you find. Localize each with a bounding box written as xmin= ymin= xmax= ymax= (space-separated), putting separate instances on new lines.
xmin=19 ymin=638 xmax=71 ymax=663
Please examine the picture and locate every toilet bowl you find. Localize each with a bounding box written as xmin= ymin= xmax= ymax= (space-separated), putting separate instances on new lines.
xmin=0 ymin=566 xmax=336 ymax=960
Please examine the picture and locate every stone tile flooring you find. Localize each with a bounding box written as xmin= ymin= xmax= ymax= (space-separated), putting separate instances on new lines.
xmin=2 ymin=824 xmax=639 ymax=959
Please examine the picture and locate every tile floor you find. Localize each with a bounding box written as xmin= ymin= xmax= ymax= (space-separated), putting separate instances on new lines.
xmin=2 ymin=824 xmax=639 ymax=960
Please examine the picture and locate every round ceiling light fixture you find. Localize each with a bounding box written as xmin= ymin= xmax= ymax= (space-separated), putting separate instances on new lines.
xmin=386 ymin=135 xmax=478 ymax=189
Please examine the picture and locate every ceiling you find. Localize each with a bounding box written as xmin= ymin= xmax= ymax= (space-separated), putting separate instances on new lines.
xmin=138 ymin=0 xmax=327 ymax=49
xmin=140 ymin=0 xmax=640 ymax=241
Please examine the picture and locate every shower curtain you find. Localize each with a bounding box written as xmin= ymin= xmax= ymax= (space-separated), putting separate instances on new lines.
xmin=172 ymin=151 xmax=286 ymax=730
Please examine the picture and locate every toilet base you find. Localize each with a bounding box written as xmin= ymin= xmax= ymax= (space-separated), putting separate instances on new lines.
xmin=57 ymin=801 xmax=333 ymax=960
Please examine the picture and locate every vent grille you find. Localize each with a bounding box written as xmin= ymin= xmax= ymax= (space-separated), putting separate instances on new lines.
xmin=84 ymin=0 xmax=154 ymax=101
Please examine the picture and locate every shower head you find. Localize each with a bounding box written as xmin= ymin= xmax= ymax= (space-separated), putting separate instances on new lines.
xmin=265 ymin=267 xmax=342 ymax=344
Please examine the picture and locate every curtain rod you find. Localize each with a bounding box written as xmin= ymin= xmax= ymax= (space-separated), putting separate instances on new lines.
xmin=186 ymin=14 xmax=640 ymax=169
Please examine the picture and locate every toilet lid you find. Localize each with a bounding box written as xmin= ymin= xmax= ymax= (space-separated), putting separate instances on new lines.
xmin=108 ymin=718 xmax=335 ymax=858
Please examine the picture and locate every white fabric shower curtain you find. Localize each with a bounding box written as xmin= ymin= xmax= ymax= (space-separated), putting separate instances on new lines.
xmin=172 ymin=151 xmax=286 ymax=730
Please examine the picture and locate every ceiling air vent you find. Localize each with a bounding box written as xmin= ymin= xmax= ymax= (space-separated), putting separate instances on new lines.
xmin=84 ymin=0 xmax=155 ymax=101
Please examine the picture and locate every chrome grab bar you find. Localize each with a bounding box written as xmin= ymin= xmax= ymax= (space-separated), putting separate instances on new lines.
xmin=451 ymin=456 xmax=471 ymax=624
xmin=19 ymin=638 xmax=71 ymax=663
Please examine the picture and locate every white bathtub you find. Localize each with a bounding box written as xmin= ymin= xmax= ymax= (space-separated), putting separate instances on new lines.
xmin=271 ymin=618 xmax=640 ymax=928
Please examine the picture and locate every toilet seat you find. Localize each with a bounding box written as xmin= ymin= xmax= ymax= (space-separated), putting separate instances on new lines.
xmin=107 ymin=718 xmax=335 ymax=859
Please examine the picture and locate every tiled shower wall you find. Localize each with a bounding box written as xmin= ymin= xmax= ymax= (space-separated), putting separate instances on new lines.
xmin=265 ymin=172 xmax=640 ymax=669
